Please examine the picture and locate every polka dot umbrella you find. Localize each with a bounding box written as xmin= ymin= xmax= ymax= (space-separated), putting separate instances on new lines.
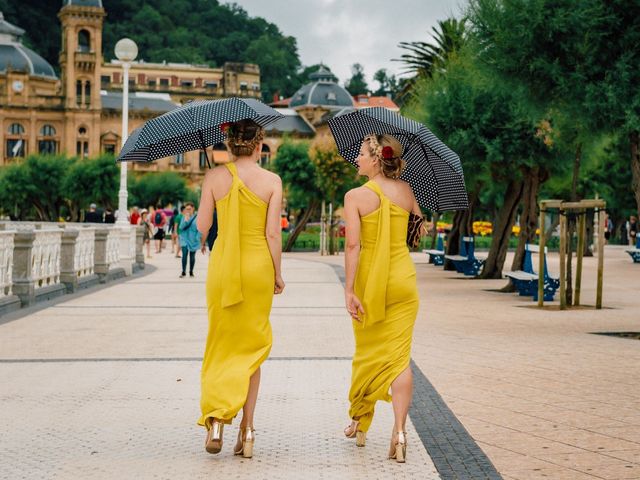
xmin=328 ymin=107 xmax=468 ymax=212
xmin=117 ymin=97 xmax=283 ymax=166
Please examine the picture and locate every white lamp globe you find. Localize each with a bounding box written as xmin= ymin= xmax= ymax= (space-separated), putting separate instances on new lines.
xmin=114 ymin=38 xmax=138 ymax=62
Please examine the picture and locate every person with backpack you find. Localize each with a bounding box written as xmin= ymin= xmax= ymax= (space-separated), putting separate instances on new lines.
xmin=151 ymin=205 xmax=167 ymax=253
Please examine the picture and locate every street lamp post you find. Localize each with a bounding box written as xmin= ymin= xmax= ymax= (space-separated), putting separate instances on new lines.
xmin=114 ymin=38 xmax=138 ymax=226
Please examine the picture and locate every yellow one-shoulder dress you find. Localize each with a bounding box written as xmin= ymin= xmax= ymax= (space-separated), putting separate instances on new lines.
xmin=198 ymin=162 xmax=274 ymax=428
xmin=349 ymin=180 xmax=419 ymax=432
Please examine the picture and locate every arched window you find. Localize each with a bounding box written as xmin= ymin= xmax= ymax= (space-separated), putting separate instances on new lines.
xmin=40 ymin=125 xmax=56 ymax=136
xmin=8 ymin=123 xmax=25 ymax=135
xmin=5 ymin=123 xmax=26 ymax=158
xmin=38 ymin=124 xmax=59 ymax=155
xmin=78 ymin=29 xmax=91 ymax=53
xmin=77 ymin=126 xmax=89 ymax=158
xmin=260 ymin=144 xmax=271 ymax=166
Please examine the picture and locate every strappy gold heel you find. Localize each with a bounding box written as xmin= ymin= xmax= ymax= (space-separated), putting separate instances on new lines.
xmin=234 ymin=426 xmax=255 ymax=458
xmin=344 ymin=420 xmax=366 ymax=446
xmin=204 ymin=419 xmax=224 ymax=454
xmin=388 ymin=431 xmax=407 ymax=463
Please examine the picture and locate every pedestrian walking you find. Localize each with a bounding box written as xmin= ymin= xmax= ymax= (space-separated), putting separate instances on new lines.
xmin=195 ymin=119 xmax=284 ymax=458
xmin=342 ymin=134 xmax=423 ymax=463
xmin=104 ymin=208 xmax=115 ymax=224
xmin=138 ymin=209 xmax=153 ymax=258
xmin=169 ymin=207 xmax=182 ymax=256
xmin=178 ymin=203 xmax=201 ymax=278
xmin=151 ymin=205 xmax=167 ymax=253
xmin=130 ymin=206 xmax=140 ymax=226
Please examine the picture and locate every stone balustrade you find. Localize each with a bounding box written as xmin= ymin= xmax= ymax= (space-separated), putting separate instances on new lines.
xmin=0 ymin=222 xmax=145 ymax=314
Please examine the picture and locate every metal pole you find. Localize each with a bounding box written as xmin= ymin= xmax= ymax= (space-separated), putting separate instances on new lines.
xmin=596 ymin=208 xmax=605 ymax=309
xmin=559 ymin=211 xmax=567 ymax=310
xmin=116 ymin=62 xmax=130 ymax=226
xmin=574 ymin=210 xmax=585 ymax=306
xmin=537 ymin=206 xmax=546 ymax=307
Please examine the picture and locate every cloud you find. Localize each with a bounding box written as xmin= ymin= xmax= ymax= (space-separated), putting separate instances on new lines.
xmin=231 ymin=0 xmax=462 ymax=86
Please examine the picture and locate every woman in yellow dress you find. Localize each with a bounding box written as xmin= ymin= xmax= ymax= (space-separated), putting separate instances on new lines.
xmin=342 ymin=134 xmax=421 ymax=463
xmin=196 ymin=119 xmax=285 ymax=458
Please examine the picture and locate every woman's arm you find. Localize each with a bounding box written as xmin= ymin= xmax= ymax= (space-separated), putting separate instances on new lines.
xmin=265 ymin=176 xmax=285 ymax=294
xmin=344 ymin=190 xmax=364 ymax=321
xmin=196 ymin=171 xmax=215 ymax=236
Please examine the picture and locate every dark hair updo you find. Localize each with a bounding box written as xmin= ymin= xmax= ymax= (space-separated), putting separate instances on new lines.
xmin=224 ymin=119 xmax=265 ymax=157
xmin=364 ymin=134 xmax=405 ymax=179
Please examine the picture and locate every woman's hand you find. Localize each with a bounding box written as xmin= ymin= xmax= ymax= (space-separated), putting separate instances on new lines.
xmin=345 ymin=292 xmax=365 ymax=322
xmin=274 ymin=275 xmax=285 ymax=294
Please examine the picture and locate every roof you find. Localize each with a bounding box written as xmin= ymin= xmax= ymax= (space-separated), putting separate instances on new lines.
xmin=264 ymin=108 xmax=314 ymax=135
xmin=0 ymin=12 xmax=58 ymax=79
xmin=101 ymin=91 xmax=178 ymax=113
xmin=354 ymin=94 xmax=399 ymax=111
xmin=62 ymin=0 xmax=103 ymax=7
xmin=289 ymin=65 xmax=354 ymax=109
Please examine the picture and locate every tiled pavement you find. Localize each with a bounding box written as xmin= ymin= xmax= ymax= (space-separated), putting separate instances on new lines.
xmin=0 ymin=253 xmax=440 ymax=479
xmin=2 ymin=246 xmax=640 ymax=479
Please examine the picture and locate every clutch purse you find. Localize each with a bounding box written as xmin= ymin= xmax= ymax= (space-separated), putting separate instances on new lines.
xmin=407 ymin=212 xmax=425 ymax=249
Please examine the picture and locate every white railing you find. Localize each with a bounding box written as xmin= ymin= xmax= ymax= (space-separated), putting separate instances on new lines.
xmin=106 ymin=228 xmax=121 ymax=269
xmin=74 ymin=228 xmax=95 ymax=278
xmin=0 ymin=230 xmax=15 ymax=297
xmin=31 ymin=229 xmax=62 ymax=289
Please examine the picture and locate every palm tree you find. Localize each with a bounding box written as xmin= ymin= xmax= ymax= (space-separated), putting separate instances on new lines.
xmin=395 ymin=18 xmax=467 ymax=102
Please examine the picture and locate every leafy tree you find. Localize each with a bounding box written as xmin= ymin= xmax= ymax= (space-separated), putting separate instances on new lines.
xmin=129 ymin=171 xmax=187 ymax=208
xmin=344 ymin=63 xmax=369 ymax=96
xmin=372 ymin=69 xmax=399 ymax=98
xmin=271 ymin=138 xmax=320 ymax=251
xmin=310 ymin=136 xmax=362 ymax=254
xmin=0 ymin=163 xmax=33 ymax=220
xmin=63 ymin=154 xmax=119 ymax=221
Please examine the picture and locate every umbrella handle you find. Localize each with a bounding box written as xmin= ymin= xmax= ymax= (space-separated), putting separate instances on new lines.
xmin=197 ymin=130 xmax=212 ymax=169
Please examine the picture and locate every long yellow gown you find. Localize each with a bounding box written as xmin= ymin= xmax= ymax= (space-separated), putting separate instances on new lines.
xmin=349 ymin=180 xmax=419 ymax=432
xmin=199 ymin=162 xmax=274 ymax=428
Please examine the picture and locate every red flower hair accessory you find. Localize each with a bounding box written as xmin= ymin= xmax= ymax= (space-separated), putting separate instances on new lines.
xmin=381 ymin=146 xmax=394 ymax=159
xmin=220 ymin=122 xmax=232 ymax=135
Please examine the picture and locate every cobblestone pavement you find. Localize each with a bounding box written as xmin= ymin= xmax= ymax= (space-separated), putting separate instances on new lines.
xmin=0 ymin=252 xmax=440 ymax=480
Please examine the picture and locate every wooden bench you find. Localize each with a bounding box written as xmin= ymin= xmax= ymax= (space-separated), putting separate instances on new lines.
xmin=625 ymin=237 xmax=640 ymax=263
xmin=505 ymin=244 xmax=559 ymax=301
xmin=444 ymin=236 xmax=485 ymax=276
xmin=422 ymin=233 xmax=445 ymax=266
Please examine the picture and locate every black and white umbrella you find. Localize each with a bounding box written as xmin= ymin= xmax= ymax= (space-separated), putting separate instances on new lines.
xmin=117 ymin=97 xmax=283 ymax=165
xmin=328 ymin=107 xmax=468 ymax=212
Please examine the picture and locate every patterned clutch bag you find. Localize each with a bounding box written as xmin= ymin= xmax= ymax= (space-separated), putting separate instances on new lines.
xmin=407 ymin=212 xmax=425 ymax=249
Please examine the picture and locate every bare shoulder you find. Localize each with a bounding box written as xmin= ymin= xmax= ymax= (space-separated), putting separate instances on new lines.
xmin=345 ymin=185 xmax=372 ymax=203
xmin=204 ymin=164 xmax=227 ymax=181
xmin=399 ymin=179 xmax=416 ymax=198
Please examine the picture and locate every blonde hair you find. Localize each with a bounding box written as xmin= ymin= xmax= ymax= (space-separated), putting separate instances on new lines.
xmin=225 ymin=119 xmax=265 ymax=157
xmin=364 ymin=134 xmax=405 ymax=178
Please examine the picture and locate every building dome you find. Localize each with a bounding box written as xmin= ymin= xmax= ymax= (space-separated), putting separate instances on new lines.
xmin=289 ymin=65 xmax=354 ymax=109
xmin=0 ymin=12 xmax=57 ymax=79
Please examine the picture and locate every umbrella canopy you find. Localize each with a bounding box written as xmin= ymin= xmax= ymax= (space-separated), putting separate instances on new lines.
xmin=117 ymin=97 xmax=283 ymax=163
xmin=328 ymin=107 xmax=468 ymax=212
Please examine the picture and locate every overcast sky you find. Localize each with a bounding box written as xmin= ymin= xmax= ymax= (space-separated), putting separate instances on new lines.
xmin=231 ymin=0 xmax=464 ymax=88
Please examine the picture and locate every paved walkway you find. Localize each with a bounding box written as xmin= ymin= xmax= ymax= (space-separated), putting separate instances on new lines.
xmin=0 ymin=251 xmax=440 ymax=479
xmin=2 ymin=245 xmax=640 ymax=479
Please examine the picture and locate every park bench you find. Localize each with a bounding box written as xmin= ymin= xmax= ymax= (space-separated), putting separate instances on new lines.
xmin=625 ymin=237 xmax=640 ymax=263
xmin=504 ymin=244 xmax=559 ymax=301
xmin=422 ymin=232 xmax=446 ymax=266
xmin=444 ymin=236 xmax=485 ymax=276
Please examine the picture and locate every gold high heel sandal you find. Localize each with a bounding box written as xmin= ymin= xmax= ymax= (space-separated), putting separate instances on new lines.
xmin=205 ymin=419 xmax=224 ymax=454
xmin=344 ymin=420 xmax=366 ymax=447
xmin=388 ymin=431 xmax=407 ymax=463
xmin=233 ymin=426 xmax=255 ymax=458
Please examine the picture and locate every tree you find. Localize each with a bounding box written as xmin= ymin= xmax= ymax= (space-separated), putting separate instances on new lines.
xmin=271 ymin=138 xmax=321 ymax=251
xmin=344 ymin=63 xmax=369 ymax=96
xmin=0 ymin=163 xmax=32 ymax=220
xmin=63 ymin=154 xmax=119 ymax=221
xmin=309 ymin=136 xmax=361 ymax=254
xmin=129 ymin=171 xmax=188 ymax=208
xmin=372 ymin=69 xmax=399 ymax=98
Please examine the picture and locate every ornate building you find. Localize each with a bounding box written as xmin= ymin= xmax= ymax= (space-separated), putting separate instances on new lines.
xmin=0 ymin=0 xmax=264 ymax=185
